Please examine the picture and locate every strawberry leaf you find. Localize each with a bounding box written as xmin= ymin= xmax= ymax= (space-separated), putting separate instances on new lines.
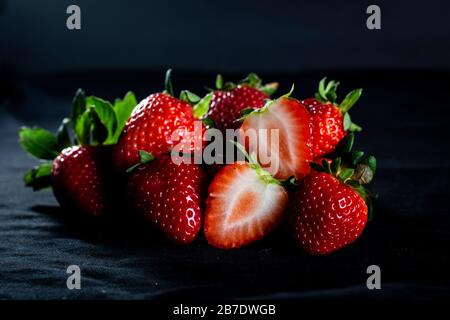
xmin=239 ymin=73 xmax=262 ymax=88
xmin=89 ymin=108 xmax=109 ymax=145
xmin=23 ymin=162 xmax=52 ymax=190
xmin=72 ymin=88 xmax=86 ymax=124
xmin=113 ymin=91 xmax=137 ymax=142
xmin=343 ymin=112 xmax=352 ymax=131
xmin=239 ymin=107 xmax=255 ymax=119
xmin=139 ymin=150 xmax=155 ymax=164
xmin=338 ymin=168 xmax=355 ymax=182
xmin=281 ymin=84 xmax=295 ymax=98
xmin=56 ymin=118 xmax=72 ymax=150
xmin=180 ymin=90 xmax=201 ymax=104
xmin=259 ymin=82 xmax=279 ymax=96
xmin=192 ymin=92 xmax=213 ymax=119
xmin=126 ymin=150 xmax=155 ymax=173
xmin=201 ymin=117 xmax=215 ymax=129
xmin=215 ymin=74 xmax=223 ymax=90
xmin=339 ymin=88 xmax=362 ymax=113
xmin=331 ymin=157 xmax=342 ymax=175
xmin=317 ymin=77 xmax=339 ymax=103
xmin=350 ymin=150 xmax=365 ymax=166
xmin=86 ymin=96 xmax=117 ymax=144
xmin=322 ymin=159 xmax=332 ymax=174
xmin=333 ymin=132 xmax=355 ymax=156
xmin=74 ymin=111 xmax=92 ymax=145
xmin=361 ymin=155 xmax=377 ymax=175
xmin=19 ymin=127 xmax=60 ymax=160
xmin=164 ymin=69 xmax=174 ymax=96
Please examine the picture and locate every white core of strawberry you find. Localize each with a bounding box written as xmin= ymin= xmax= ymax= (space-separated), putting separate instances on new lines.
xmin=215 ymin=165 xmax=287 ymax=229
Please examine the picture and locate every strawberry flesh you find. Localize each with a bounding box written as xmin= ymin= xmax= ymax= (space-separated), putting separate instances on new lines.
xmin=204 ymin=162 xmax=289 ymax=249
xmin=239 ymin=97 xmax=313 ymax=180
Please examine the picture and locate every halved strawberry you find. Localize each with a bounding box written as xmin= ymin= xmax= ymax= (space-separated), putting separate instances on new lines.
xmin=238 ymin=91 xmax=313 ymax=180
xmin=204 ymin=161 xmax=289 ymax=249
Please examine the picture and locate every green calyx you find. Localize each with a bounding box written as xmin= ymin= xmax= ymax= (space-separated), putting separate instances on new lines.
xmin=126 ymin=150 xmax=155 ymax=173
xmin=231 ymin=141 xmax=281 ymax=186
xmin=236 ymin=84 xmax=295 ymax=123
xmin=179 ymin=89 xmax=214 ymax=125
xmin=213 ymin=73 xmax=279 ymax=96
xmin=315 ymin=77 xmax=363 ymax=132
xmin=164 ymin=69 xmax=174 ymax=96
xmin=19 ymin=89 xmax=138 ymax=190
xmin=71 ymin=89 xmax=137 ymax=146
xmin=310 ymin=132 xmax=378 ymax=220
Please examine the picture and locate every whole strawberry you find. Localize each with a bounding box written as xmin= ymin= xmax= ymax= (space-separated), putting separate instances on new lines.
xmin=288 ymin=140 xmax=377 ymax=255
xmin=206 ymin=73 xmax=278 ymax=132
xmin=51 ymin=145 xmax=115 ymax=217
xmin=127 ymin=153 xmax=208 ymax=244
xmin=302 ymin=78 xmax=363 ymax=159
xmin=113 ymin=70 xmax=209 ymax=172
xmin=19 ymin=89 xmax=137 ymax=217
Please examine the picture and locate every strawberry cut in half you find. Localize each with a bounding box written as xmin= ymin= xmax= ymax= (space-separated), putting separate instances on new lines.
xmin=204 ymin=151 xmax=289 ymax=249
xmin=238 ymin=87 xmax=313 ymax=180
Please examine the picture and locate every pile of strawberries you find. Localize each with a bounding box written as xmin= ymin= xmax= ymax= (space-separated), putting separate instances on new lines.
xmin=19 ymin=71 xmax=376 ymax=255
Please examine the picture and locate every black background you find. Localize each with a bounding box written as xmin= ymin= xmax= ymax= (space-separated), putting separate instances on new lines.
xmin=1 ymin=0 xmax=450 ymax=300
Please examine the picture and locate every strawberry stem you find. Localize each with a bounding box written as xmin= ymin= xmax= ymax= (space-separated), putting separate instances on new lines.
xmin=164 ymin=69 xmax=174 ymax=97
xmin=230 ymin=140 xmax=282 ymax=185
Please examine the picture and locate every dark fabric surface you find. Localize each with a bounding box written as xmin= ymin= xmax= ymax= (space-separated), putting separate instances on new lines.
xmin=1 ymin=70 xmax=450 ymax=299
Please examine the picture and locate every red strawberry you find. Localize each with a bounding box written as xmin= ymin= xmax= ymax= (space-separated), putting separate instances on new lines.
xmin=52 ymin=146 xmax=116 ymax=217
xmin=127 ymin=153 xmax=208 ymax=244
xmin=204 ymin=161 xmax=289 ymax=249
xmin=302 ymin=78 xmax=363 ymax=159
xmin=239 ymin=91 xmax=313 ymax=180
xmin=288 ymin=151 xmax=376 ymax=255
xmin=19 ymin=89 xmax=137 ymax=217
xmin=206 ymin=73 xmax=278 ymax=132
xmin=113 ymin=92 xmax=203 ymax=172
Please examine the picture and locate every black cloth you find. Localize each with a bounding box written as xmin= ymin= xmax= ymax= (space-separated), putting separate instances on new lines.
xmin=0 ymin=70 xmax=449 ymax=299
